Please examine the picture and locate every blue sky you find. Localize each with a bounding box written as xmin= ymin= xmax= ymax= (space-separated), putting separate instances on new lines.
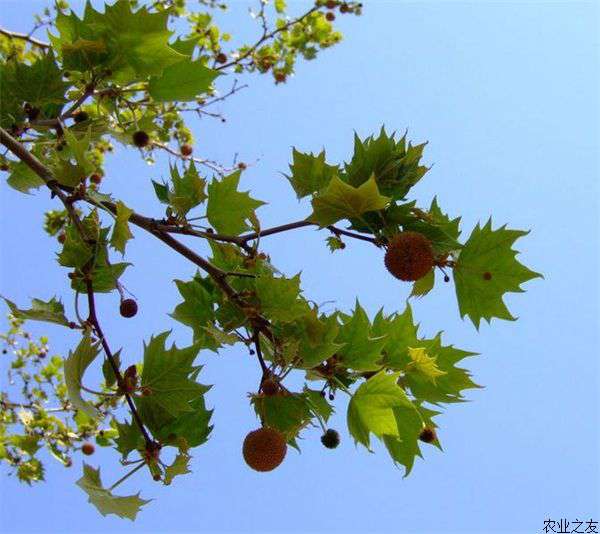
xmin=0 ymin=1 xmax=598 ymax=533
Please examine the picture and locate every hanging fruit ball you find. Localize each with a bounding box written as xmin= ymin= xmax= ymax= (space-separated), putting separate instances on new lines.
xmin=384 ymin=231 xmax=434 ymax=282
xmin=242 ymin=427 xmax=287 ymax=472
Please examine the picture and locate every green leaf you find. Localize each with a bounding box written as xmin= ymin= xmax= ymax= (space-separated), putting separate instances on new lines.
xmin=102 ymin=351 xmax=121 ymax=389
xmin=0 ymin=52 xmax=68 ymax=128
xmin=206 ymin=170 xmax=265 ymax=234
xmin=57 ymin=214 xmax=98 ymax=269
xmin=170 ymin=278 xmax=218 ymax=350
xmin=303 ymin=388 xmax=334 ymax=423
xmin=404 ymin=334 xmax=481 ymax=405
xmin=6 ymin=161 xmax=45 ymax=194
xmin=336 ymin=301 xmax=387 ymax=371
xmin=372 ymin=306 xmax=419 ymax=370
xmin=71 ymin=261 xmax=130 ymax=294
xmin=346 ymin=371 xmax=412 ymax=449
xmin=163 ymin=452 xmax=191 ymax=485
xmin=114 ymin=419 xmax=144 ymax=459
xmin=344 ymin=128 xmax=429 ymax=200
xmin=152 ymin=180 xmax=169 ymax=204
xmin=64 ymin=335 xmax=101 ymax=418
xmin=255 ymin=272 xmax=308 ymax=323
xmin=405 ymin=347 xmax=446 ymax=383
xmin=325 ymin=235 xmax=345 ymax=252
xmin=76 ymin=463 xmax=150 ymax=521
xmin=2 ymin=296 xmax=69 ymax=326
xmin=10 ymin=435 xmax=41 ymax=456
xmin=149 ymin=59 xmax=218 ymax=102
xmin=137 ymin=394 xmax=212 ymax=448
xmin=62 ymin=127 xmax=95 ymax=177
xmin=274 ymin=308 xmax=342 ymax=368
xmin=285 ymin=149 xmax=338 ymax=199
xmin=410 ymin=269 xmax=435 ymax=298
xmin=308 ymin=174 xmax=389 ymax=227
xmin=51 ymin=0 xmax=184 ymax=82
xmin=136 ymin=332 xmax=205 ymax=418
xmin=453 ymin=219 xmax=542 ymax=328
xmin=110 ymin=201 xmax=134 ymax=254
xmin=382 ymin=404 xmax=424 ymax=476
xmin=428 ymin=197 xmax=461 ymax=243
xmin=252 ymin=393 xmax=312 ymax=440
xmin=168 ymin=163 xmax=207 ymax=217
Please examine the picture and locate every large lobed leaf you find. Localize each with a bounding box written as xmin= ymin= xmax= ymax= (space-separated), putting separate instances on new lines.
xmin=77 ymin=464 xmax=150 ymax=521
xmin=453 ymin=219 xmax=542 ymax=328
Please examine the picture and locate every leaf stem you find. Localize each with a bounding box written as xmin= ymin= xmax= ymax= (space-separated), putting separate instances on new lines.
xmin=108 ymin=461 xmax=146 ymax=492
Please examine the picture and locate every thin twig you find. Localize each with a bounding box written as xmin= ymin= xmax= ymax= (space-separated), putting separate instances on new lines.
xmin=0 ymin=27 xmax=50 ymax=49
xmin=84 ymin=278 xmax=152 ymax=446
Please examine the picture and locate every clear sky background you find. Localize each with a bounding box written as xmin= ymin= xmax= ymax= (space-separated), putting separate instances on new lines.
xmin=0 ymin=1 xmax=598 ymax=533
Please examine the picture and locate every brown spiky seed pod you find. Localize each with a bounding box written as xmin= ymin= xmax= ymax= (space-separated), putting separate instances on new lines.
xmin=180 ymin=144 xmax=193 ymax=157
xmin=384 ymin=231 xmax=434 ymax=281
xmin=81 ymin=442 xmax=95 ymax=456
xmin=419 ymin=427 xmax=436 ymax=443
xmin=242 ymin=427 xmax=287 ymax=472
xmin=132 ymin=130 xmax=150 ymax=148
xmin=120 ymin=299 xmax=138 ymax=318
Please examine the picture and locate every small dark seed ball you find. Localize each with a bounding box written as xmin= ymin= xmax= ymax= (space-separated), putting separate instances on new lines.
xmin=73 ymin=111 xmax=89 ymax=123
xmin=120 ymin=299 xmax=138 ymax=318
xmin=216 ymin=52 xmax=227 ymax=64
xmin=321 ymin=429 xmax=340 ymax=449
xmin=2 ymin=349 xmax=7 ymax=354
xmin=68 ymin=321 xmax=77 ymax=329
xmin=67 ymin=272 xmax=76 ymax=280
xmin=81 ymin=442 xmax=95 ymax=456
xmin=238 ymin=162 xmax=247 ymax=170
xmin=444 ymin=274 xmax=450 ymax=283
xmin=180 ymin=144 xmax=193 ymax=157
xmin=319 ymin=390 xmax=326 ymax=397
xmin=328 ymin=392 xmax=335 ymax=401
xmin=325 ymin=12 xmax=336 ymax=21
xmin=419 ymin=427 xmax=437 ymax=443
xmin=483 ymin=271 xmax=492 ymax=281
xmin=38 ymin=351 xmax=46 ymax=359
xmin=65 ymin=458 xmax=72 ymax=467
xmin=153 ymin=473 xmax=161 ymax=481
xmin=58 ymin=233 xmax=66 ymax=244
xmin=274 ymin=72 xmax=286 ymax=83
xmin=132 ymin=130 xmax=150 ymax=148
xmin=325 ymin=0 xmax=337 ymax=9
xmin=340 ymin=3 xmax=349 ymax=13
xmin=0 ymin=163 xmax=9 ymax=171
xmin=90 ymin=173 xmax=102 ymax=184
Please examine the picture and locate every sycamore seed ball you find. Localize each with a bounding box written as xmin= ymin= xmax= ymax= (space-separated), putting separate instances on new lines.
xmin=320 ymin=428 xmax=340 ymax=449
xmin=419 ymin=427 xmax=436 ymax=444
xmin=242 ymin=427 xmax=287 ymax=472
xmin=132 ymin=130 xmax=150 ymax=148
xmin=384 ymin=231 xmax=434 ymax=282
xmin=120 ymin=299 xmax=138 ymax=318
xmin=81 ymin=442 xmax=95 ymax=456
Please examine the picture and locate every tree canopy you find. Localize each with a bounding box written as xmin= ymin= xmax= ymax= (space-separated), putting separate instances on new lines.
xmin=0 ymin=0 xmax=540 ymax=521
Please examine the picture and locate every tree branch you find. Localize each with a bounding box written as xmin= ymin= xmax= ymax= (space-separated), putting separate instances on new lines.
xmin=217 ymin=6 xmax=319 ymax=71
xmin=0 ymin=27 xmax=50 ymax=49
xmin=84 ymin=278 xmax=153 ymax=447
